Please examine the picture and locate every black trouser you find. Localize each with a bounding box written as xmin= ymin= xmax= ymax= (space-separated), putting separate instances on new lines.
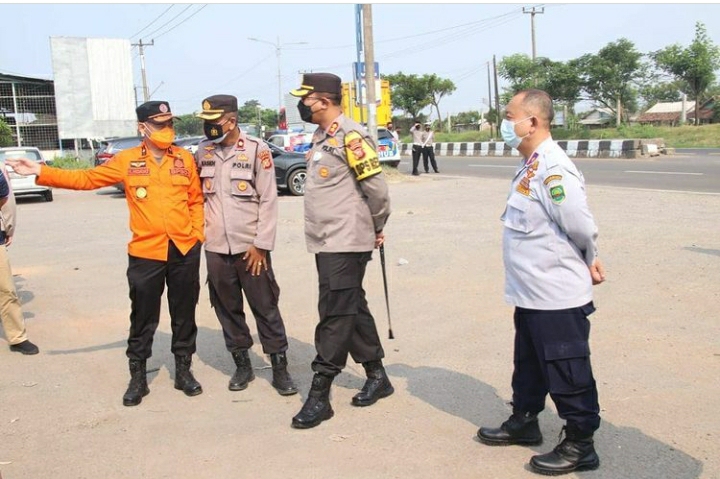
xmin=422 ymin=145 xmax=438 ymax=172
xmin=205 ymin=250 xmax=288 ymax=354
xmin=511 ymin=302 xmax=601 ymax=435
xmin=126 ymin=240 xmax=201 ymax=360
xmin=312 ymin=252 xmax=384 ymax=377
xmin=411 ymin=145 xmax=422 ymax=174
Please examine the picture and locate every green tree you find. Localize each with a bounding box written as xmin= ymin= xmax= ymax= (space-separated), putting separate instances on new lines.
xmin=638 ymin=80 xmax=683 ymax=110
xmin=0 ymin=117 xmax=12 ymax=147
xmin=498 ymin=54 xmax=582 ymax=109
xmin=576 ymin=38 xmax=645 ymax=126
xmin=384 ymin=72 xmax=431 ymax=120
xmin=423 ymin=73 xmax=456 ymax=124
xmin=174 ymin=114 xmax=203 ymax=137
xmin=651 ymin=22 xmax=720 ymax=125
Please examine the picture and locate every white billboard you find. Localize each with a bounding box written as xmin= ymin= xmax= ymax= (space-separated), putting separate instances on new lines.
xmin=50 ymin=37 xmax=136 ymax=139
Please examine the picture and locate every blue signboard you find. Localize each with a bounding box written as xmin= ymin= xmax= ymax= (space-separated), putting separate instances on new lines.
xmin=353 ymin=62 xmax=380 ymax=81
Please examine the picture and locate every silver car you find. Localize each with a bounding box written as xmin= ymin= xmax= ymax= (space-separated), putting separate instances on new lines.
xmin=0 ymin=147 xmax=53 ymax=202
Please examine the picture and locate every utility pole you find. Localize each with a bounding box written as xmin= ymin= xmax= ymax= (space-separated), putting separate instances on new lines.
xmin=248 ymin=37 xmax=308 ymax=114
xmin=493 ymin=55 xmax=501 ymax=138
xmin=523 ymin=6 xmax=544 ymax=61
xmin=362 ymin=4 xmax=378 ymax=144
xmin=355 ymin=4 xmax=365 ymax=126
xmin=487 ymin=61 xmax=493 ymax=133
xmin=132 ymin=39 xmax=154 ymax=102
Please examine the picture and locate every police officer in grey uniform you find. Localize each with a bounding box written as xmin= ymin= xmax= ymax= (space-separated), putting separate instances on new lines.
xmin=195 ymin=95 xmax=297 ymax=396
xmin=288 ymin=73 xmax=393 ymax=429
xmin=477 ymin=89 xmax=606 ymax=476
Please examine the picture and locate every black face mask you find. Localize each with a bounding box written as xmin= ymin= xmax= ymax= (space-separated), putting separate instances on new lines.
xmin=203 ymin=121 xmax=227 ymax=142
xmin=297 ymin=99 xmax=317 ymax=123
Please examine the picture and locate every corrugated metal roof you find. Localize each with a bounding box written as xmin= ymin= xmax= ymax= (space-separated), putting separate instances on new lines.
xmin=0 ymin=71 xmax=53 ymax=83
xmin=644 ymin=101 xmax=695 ymax=114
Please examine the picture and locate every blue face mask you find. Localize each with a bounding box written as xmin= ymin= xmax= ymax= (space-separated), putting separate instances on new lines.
xmin=500 ymin=117 xmax=532 ymax=149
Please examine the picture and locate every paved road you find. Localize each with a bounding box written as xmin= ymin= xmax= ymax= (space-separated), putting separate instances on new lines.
xmin=398 ymin=150 xmax=720 ymax=194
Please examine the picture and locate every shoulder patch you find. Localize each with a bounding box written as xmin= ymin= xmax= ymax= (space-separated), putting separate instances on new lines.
xmin=543 ymin=174 xmax=563 ymax=185
xmin=344 ymin=131 xmax=382 ymax=181
xmin=259 ymin=148 xmax=273 ymax=169
xmin=550 ymin=185 xmax=566 ymax=204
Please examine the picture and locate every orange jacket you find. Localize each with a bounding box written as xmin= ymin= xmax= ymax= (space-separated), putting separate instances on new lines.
xmin=36 ymin=143 xmax=204 ymax=261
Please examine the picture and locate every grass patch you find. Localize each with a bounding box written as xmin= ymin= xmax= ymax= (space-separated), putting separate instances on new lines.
xmin=50 ymin=155 xmax=94 ymax=169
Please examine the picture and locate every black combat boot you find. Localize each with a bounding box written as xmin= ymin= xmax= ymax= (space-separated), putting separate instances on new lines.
xmin=229 ymin=349 xmax=255 ymax=391
xmin=291 ymin=373 xmax=334 ymax=429
xmin=477 ymin=411 xmax=543 ymax=446
xmin=270 ymin=352 xmax=298 ymax=396
xmin=174 ymin=355 xmax=203 ymax=397
xmin=529 ymin=423 xmax=599 ymax=475
xmin=122 ymin=359 xmax=149 ymax=407
xmin=351 ymin=360 xmax=394 ymax=407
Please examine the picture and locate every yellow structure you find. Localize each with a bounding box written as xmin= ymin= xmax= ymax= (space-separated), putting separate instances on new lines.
xmin=341 ymin=80 xmax=392 ymax=126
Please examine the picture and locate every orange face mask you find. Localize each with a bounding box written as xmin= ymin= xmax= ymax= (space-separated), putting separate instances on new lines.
xmin=144 ymin=125 xmax=175 ymax=149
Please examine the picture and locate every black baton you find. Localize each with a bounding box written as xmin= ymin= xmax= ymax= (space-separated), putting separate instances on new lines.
xmin=379 ymin=244 xmax=394 ymax=339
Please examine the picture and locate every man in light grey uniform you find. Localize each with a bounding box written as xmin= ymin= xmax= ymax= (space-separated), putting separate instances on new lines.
xmin=288 ymin=73 xmax=392 ymax=429
xmin=195 ymin=94 xmax=297 ymax=396
xmin=477 ymin=89 xmax=606 ymax=476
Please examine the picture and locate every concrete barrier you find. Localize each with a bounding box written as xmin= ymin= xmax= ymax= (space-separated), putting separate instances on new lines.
xmin=400 ymin=138 xmax=666 ymax=159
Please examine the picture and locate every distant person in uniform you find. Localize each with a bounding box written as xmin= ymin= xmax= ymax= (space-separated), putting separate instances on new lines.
xmin=0 ymin=167 xmax=39 ymax=355
xmin=410 ymin=122 xmax=424 ymax=176
xmin=194 ymin=94 xmax=297 ymax=396
xmin=421 ymin=122 xmax=439 ymax=173
xmin=476 ymin=89 xmax=606 ymax=475
xmin=288 ymin=72 xmax=393 ymax=429
xmin=7 ymin=101 xmax=205 ymax=406
xmin=386 ymin=122 xmax=399 ymax=143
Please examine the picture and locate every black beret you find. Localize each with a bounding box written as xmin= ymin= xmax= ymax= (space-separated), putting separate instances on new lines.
xmin=136 ymin=101 xmax=173 ymax=122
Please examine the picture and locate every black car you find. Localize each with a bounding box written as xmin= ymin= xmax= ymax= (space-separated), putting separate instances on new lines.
xmin=268 ymin=141 xmax=307 ymax=196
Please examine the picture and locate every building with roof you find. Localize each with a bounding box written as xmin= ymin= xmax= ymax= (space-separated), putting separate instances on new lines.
xmin=637 ymin=99 xmax=716 ymax=126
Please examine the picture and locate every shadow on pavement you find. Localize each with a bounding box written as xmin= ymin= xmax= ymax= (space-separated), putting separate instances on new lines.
xmin=388 ymin=363 xmax=703 ymax=479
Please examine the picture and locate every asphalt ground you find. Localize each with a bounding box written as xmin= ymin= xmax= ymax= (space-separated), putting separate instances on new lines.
xmin=1 ymin=171 xmax=718 ymax=479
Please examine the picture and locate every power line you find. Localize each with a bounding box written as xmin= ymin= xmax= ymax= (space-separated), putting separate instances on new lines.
xmin=129 ymin=4 xmax=175 ymax=40
xmin=285 ymin=7 xmax=524 ymax=52
xmin=154 ymin=4 xmax=209 ymax=40
xmin=141 ymin=4 xmax=194 ymax=39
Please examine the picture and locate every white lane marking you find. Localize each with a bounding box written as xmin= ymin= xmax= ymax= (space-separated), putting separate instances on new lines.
xmin=624 ymin=170 xmax=703 ymax=176
xmin=469 ymin=164 xmax=516 ymax=168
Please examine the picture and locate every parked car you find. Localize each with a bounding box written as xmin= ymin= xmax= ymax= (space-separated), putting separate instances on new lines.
xmin=94 ymin=136 xmax=143 ymax=167
xmin=0 ymin=147 xmax=53 ymax=202
xmin=267 ymin=132 xmax=314 ymax=153
xmin=175 ymin=136 xmax=205 ymax=155
xmin=268 ymin=141 xmax=307 ymax=196
xmin=377 ymin=127 xmax=401 ymax=168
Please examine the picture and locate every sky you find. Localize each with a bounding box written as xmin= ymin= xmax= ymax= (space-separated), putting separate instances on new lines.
xmin=2 ymin=2 xmax=720 ymax=119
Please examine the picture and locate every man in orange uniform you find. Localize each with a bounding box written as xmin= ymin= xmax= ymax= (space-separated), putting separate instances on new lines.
xmin=7 ymin=101 xmax=205 ymax=407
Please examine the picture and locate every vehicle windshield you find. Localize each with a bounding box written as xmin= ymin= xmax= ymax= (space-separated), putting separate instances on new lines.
xmin=0 ymin=150 xmax=42 ymax=162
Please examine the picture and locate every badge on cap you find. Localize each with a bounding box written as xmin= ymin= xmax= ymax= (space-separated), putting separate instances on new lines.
xmin=159 ymin=103 xmax=168 ymax=113
xmin=203 ymin=100 xmax=211 ymax=110
xmin=136 ymin=187 xmax=148 ymax=199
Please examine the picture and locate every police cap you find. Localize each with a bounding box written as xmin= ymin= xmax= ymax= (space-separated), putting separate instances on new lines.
xmin=290 ymin=73 xmax=342 ymax=98
xmin=136 ymin=101 xmax=174 ymax=123
xmin=196 ymin=94 xmax=238 ymax=121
